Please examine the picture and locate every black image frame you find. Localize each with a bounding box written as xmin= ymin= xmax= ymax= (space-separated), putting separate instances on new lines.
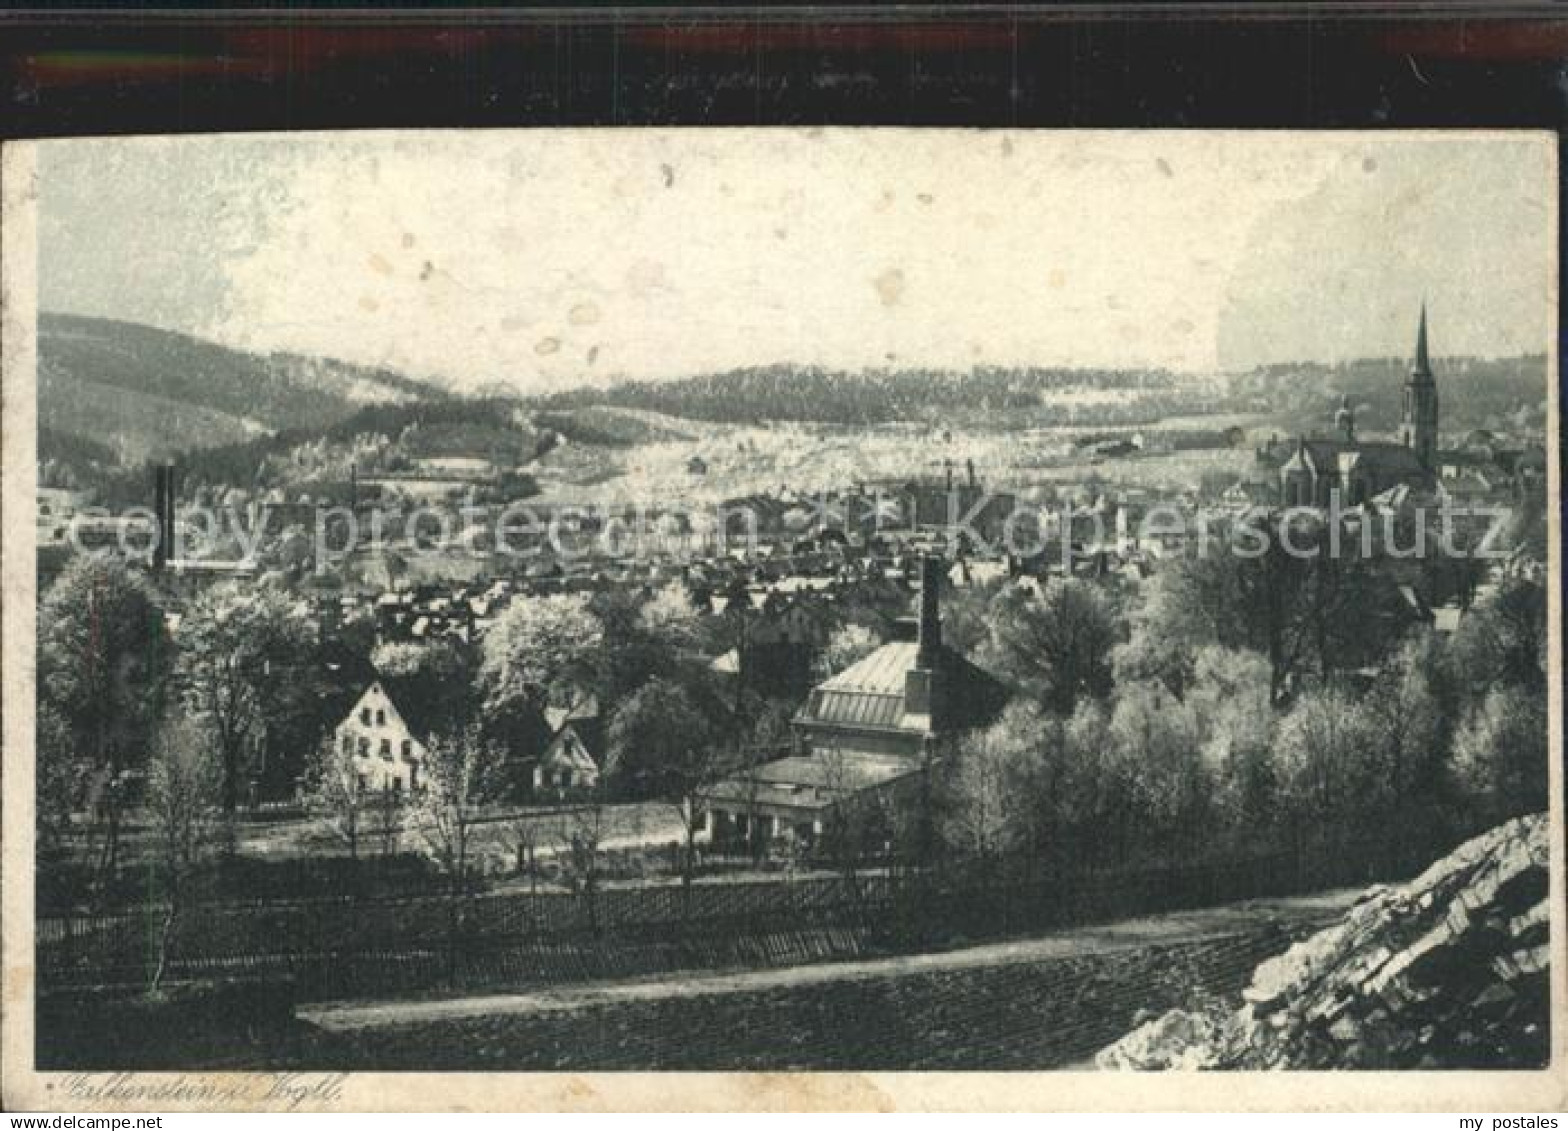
xmin=7 ymin=0 xmax=1565 ymax=1077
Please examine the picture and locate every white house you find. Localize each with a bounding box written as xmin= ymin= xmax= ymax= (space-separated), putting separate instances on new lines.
xmin=332 ymin=680 xmax=427 ymax=793
xmin=533 ymin=694 xmax=604 ymax=796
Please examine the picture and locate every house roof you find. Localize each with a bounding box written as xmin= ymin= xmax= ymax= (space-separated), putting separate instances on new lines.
xmin=796 ymin=640 xmax=1008 ymax=736
xmin=699 ymin=753 xmax=920 ymax=813
xmin=544 ymin=691 xmax=600 ymax=732
xmin=1286 ymin=439 xmax=1429 ymax=479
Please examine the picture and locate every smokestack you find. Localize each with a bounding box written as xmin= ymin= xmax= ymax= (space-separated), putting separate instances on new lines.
xmin=916 ymin=555 xmax=942 ymax=668
xmin=158 ymin=461 xmax=178 ymax=567
xmin=152 ymin=465 xmax=167 ymax=569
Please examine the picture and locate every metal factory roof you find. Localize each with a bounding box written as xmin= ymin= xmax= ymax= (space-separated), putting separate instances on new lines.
xmin=796 ymin=640 xmax=1009 ymax=737
xmin=699 ymin=753 xmax=920 ymax=813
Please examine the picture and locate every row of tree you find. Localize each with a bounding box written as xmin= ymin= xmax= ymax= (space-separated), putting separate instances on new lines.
xmin=935 ymin=521 xmax=1549 ymax=883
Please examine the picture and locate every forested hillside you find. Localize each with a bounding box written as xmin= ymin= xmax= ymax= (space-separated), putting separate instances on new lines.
xmin=1228 ymin=354 xmax=1547 ymax=436
xmin=38 ymin=313 xmax=444 ymax=467
xmin=538 ymin=364 xmax=1205 ymax=427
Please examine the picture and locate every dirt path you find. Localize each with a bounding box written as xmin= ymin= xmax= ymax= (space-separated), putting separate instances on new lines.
xmin=300 ymin=887 xmax=1359 ymax=1032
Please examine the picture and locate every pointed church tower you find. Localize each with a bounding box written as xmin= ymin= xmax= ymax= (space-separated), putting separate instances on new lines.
xmin=1399 ymin=303 xmax=1439 ymax=469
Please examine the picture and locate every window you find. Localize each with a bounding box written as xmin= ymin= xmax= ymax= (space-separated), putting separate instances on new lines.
xmin=360 ymin=707 xmax=371 ymax=726
xmin=358 ymin=737 xmax=369 ymax=757
xmin=342 ymin=734 xmax=353 ymax=755
xmin=391 ymin=777 xmax=402 ymax=795
xmin=376 ymin=709 xmax=386 ymax=726
xmin=380 ymin=738 xmax=392 ymax=760
xmin=401 ymin=739 xmax=412 ymax=759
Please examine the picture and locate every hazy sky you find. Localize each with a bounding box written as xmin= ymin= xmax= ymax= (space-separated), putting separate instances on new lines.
xmin=37 ymin=130 xmax=1553 ymax=392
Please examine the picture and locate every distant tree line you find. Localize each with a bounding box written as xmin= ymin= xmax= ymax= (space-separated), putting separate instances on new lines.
xmin=1228 ymin=353 xmax=1547 ymax=436
xmin=537 ymin=364 xmax=1191 ymax=426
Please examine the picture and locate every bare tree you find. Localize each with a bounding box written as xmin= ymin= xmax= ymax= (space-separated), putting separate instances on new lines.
xmin=553 ymin=788 xmax=609 ymax=935
xmin=301 ymin=735 xmax=367 ymax=861
xmin=410 ymin=725 xmax=502 ymax=983
xmin=145 ymin=715 xmax=222 ymax=995
xmin=506 ymin=811 xmax=543 ymax=894
xmin=367 ymin=786 xmax=404 ymax=858
xmin=411 ymin=725 xmax=500 ymax=891
xmin=818 ymin=740 xmax=866 ymax=889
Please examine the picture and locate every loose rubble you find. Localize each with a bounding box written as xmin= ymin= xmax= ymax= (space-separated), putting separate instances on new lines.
xmin=1097 ymin=813 xmax=1550 ymax=1070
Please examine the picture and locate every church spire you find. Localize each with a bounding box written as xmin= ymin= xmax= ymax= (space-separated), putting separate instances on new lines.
xmin=1400 ymin=301 xmax=1439 ymax=470
xmin=1412 ymin=300 xmax=1433 ymax=382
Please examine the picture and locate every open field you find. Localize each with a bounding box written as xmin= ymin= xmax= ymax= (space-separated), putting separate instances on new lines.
xmin=528 ymin=412 xmax=1276 ymax=506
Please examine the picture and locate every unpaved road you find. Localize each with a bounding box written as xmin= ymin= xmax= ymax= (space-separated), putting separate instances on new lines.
xmin=301 ymin=887 xmax=1359 ymax=1032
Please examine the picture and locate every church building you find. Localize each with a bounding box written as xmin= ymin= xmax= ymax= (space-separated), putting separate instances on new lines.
xmin=1280 ymin=306 xmax=1440 ymax=508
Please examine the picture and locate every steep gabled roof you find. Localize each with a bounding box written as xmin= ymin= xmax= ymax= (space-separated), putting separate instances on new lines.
xmin=1289 ymin=438 xmax=1428 ymax=480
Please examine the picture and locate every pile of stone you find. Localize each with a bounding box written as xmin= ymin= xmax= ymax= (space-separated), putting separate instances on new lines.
xmin=1098 ymin=813 xmax=1550 ymax=1070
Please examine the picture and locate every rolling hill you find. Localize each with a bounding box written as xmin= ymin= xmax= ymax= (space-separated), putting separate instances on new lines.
xmin=37 ymin=313 xmax=445 ymax=467
xmin=534 ymin=363 xmax=1206 ymax=428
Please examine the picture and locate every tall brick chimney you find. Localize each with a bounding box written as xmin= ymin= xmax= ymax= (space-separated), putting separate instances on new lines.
xmin=905 ymin=555 xmax=944 ymax=725
xmin=916 ymin=555 xmax=942 ymax=669
xmin=153 ymin=461 xmax=177 ymax=569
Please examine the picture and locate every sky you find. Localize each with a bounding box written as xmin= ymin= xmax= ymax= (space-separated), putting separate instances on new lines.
xmin=36 ymin=130 xmax=1554 ymax=392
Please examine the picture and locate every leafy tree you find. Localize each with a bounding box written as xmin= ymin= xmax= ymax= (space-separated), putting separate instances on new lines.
xmin=1112 ymin=570 xmax=1205 ymax=699
xmin=940 ymin=711 xmax=1035 ymax=873
xmin=822 ymin=623 xmax=880 ymax=675
xmin=146 ymin=714 xmax=223 ymax=994
xmin=1022 ymin=698 xmax=1125 ymax=869
xmin=36 ymin=702 xmax=85 ymax=864
xmin=481 ymin=594 xmax=603 ymax=710
xmin=1453 ymin=686 xmax=1548 ymax=827
xmin=939 ymin=576 xmax=1006 ymax=658
xmin=1273 ymin=688 xmax=1383 ymax=862
xmin=1361 ymin=632 xmax=1454 ymax=862
xmin=1139 ymin=515 xmax=1389 ymax=705
xmin=37 ymin=557 xmax=172 ymax=882
xmin=1186 ymin=646 xmax=1277 ymax=833
xmin=606 ymin=678 xmax=730 ymax=894
xmin=588 ymin=587 xmax=696 ymax=706
xmin=1447 ymin=577 xmax=1547 ymax=698
xmin=637 ymin=582 xmax=702 ymax=648
xmin=174 ymin=583 xmax=310 ymax=815
xmin=978 ymin=578 xmax=1120 ymax=714
xmin=1108 ymin=683 xmax=1207 ymax=851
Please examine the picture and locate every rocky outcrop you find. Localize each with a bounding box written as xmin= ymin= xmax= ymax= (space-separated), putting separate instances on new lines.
xmin=1097 ymin=814 xmax=1550 ymax=1070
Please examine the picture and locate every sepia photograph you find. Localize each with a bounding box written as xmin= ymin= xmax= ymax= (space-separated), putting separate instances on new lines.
xmin=1 ymin=127 xmax=1559 ymax=1103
